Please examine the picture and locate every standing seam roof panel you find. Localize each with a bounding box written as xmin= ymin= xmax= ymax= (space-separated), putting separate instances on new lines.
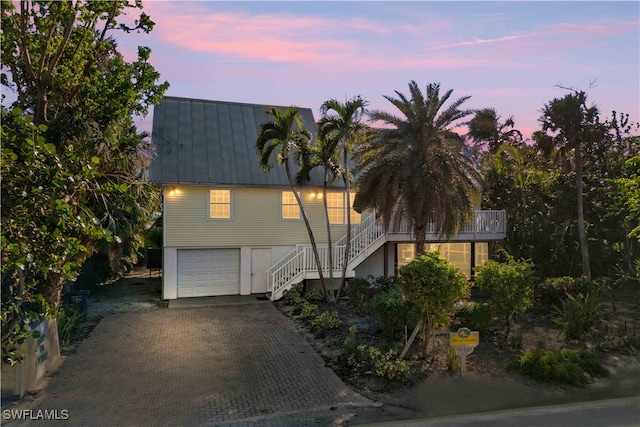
xmin=150 ymin=96 xmax=332 ymax=187
xmin=229 ymin=104 xmax=249 ymax=185
xmin=217 ymin=104 xmax=236 ymax=185
xmin=204 ymin=102 xmax=223 ymax=184
xmin=178 ymin=100 xmax=194 ymax=183
xmin=164 ymin=99 xmax=180 ymax=183
xmin=190 ymin=101 xmax=208 ymax=184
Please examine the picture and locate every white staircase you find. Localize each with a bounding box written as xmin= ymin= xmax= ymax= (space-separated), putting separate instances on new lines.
xmin=267 ymin=213 xmax=386 ymax=300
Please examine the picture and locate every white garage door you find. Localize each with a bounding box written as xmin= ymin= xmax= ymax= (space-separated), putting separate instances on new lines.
xmin=177 ymin=249 xmax=240 ymax=297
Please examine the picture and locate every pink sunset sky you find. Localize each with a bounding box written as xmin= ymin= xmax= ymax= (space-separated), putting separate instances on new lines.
xmin=9 ymin=1 xmax=640 ymax=140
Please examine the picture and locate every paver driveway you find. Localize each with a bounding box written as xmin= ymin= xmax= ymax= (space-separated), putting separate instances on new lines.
xmin=5 ymin=303 xmax=375 ymax=426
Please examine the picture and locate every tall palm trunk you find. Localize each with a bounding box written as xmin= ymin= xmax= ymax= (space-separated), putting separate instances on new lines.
xmin=285 ymin=161 xmax=327 ymax=293
xmin=414 ymin=223 xmax=428 ymax=256
xmin=575 ymin=143 xmax=591 ymax=279
xmin=338 ymin=144 xmax=351 ymax=298
xmin=322 ymin=168 xmax=335 ymax=302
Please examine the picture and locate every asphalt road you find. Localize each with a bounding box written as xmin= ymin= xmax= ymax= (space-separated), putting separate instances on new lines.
xmin=365 ymin=395 xmax=640 ymax=427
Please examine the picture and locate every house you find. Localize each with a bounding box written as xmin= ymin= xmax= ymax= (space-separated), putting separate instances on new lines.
xmin=149 ymin=96 xmax=506 ymax=301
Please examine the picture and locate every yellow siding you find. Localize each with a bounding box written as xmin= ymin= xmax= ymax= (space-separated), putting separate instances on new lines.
xmin=165 ymin=186 xmax=352 ymax=247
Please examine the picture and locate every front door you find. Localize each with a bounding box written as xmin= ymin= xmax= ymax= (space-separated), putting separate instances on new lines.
xmin=251 ymin=248 xmax=271 ymax=294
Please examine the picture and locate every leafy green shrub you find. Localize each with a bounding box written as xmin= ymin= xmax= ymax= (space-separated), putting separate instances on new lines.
xmin=345 ymin=277 xmax=376 ymax=314
xmin=370 ymin=275 xmax=398 ymax=292
xmin=456 ymin=302 xmax=494 ymax=337
xmin=373 ymin=350 xmax=410 ymax=380
xmin=340 ymin=327 xmax=409 ymax=381
xmin=56 ymin=305 xmax=82 ymax=347
xmin=399 ymin=251 xmax=470 ymax=357
xmin=305 ymin=287 xmax=325 ymax=303
xmin=474 ymin=252 xmax=535 ymax=328
xmin=299 ymin=301 xmax=318 ymax=319
xmin=283 ymin=283 xmax=304 ymax=306
xmin=551 ymin=291 xmax=603 ymax=341
xmin=596 ymin=332 xmax=639 ymax=356
xmin=508 ymin=348 xmax=607 ymax=387
xmin=310 ymin=311 xmax=342 ymax=337
xmin=536 ymin=276 xmax=599 ymax=308
xmin=371 ymin=287 xmax=415 ymax=340
xmin=446 ymin=347 xmax=460 ymax=372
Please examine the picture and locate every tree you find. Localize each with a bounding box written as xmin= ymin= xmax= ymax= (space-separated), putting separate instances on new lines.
xmin=318 ymin=96 xmax=368 ymax=296
xmin=256 ymin=106 xmax=328 ymax=296
xmin=354 ymin=81 xmax=482 ymax=254
xmin=297 ymin=126 xmax=341 ymax=301
xmin=466 ymin=107 xmax=523 ymax=156
xmin=1 ymin=0 xmax=168 ymax=361
xmin=398 ymin=251 xmax=470 ymax=358
xmin=480 ymin=143 xmax=562 ymax=270
xmin=474 ymin=252 xmax=535 ymax=330
xmin=536 ymin=91 xmax=605 ymax=280
xmin=617 ymin=155 xmax=640 ymax=242
xmin=1 ymin=108 xmax=108 ymax=364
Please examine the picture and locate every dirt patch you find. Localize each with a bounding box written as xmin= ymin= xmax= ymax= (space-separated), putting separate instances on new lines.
xmin=275 ymin=281 xmax=640 ymax=416
xmin=62 ymin=269 xmax=166 ymax=355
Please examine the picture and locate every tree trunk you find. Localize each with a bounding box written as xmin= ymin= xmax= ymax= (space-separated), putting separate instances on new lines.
xmin=285 ymin=162 xmax=327 ymax=294
xmin=414 ymin=223 xmax=427 ymax=255
xmin=44 ymin=272 xmax=66 ymax=311
xmin=339 ymin=144 xmax=351 ymax=296
xmin=323 ymin=169 xmax=335 ymax=302
xmin=575 ymin=144 xmax=591 ymax=280
xmin=421 ymin=316 xmax=433 ymax=359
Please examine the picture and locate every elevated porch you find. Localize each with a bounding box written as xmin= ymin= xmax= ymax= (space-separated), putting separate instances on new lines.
xmin=267 ymin=210 xmax=506 ymax=300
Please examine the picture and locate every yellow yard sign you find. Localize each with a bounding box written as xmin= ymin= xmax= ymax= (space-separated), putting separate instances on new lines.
xmin=449 ymin=328 xmax=479 ymax=347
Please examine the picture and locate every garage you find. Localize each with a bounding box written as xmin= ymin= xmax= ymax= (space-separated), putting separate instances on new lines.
xmin=177 ymin=249 xmax=240 ymax=297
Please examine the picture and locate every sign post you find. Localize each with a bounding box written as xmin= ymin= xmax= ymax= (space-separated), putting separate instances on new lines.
xmin=449 ymin=327 xmax=479 ymax=376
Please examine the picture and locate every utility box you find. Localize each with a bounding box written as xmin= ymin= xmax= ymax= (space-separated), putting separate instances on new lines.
xmin=147 ymin=248 xmax=163 ymax=270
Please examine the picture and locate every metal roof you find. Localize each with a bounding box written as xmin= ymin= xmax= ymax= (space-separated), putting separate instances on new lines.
xmin=149 ymin=96 xmax=333 ymax=188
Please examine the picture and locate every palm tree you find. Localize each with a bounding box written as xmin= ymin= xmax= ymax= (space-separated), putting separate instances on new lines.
xmin=297 ymin=128 xmax=341 ymax=301
xmin=318 ymin=96 xmax=368 ymax=295
xmin=466 ymin=107 xmax=523 ymax=156
xmin=256 ymin=106 xmax=327 ymax=293
xmin=537 ymin=91 xmax=600 ymax=280
xmin=354 ymin=81 xmax=483 ymax=255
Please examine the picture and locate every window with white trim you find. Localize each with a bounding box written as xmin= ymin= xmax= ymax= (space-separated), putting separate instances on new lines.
xmin=327 ymin=192 xmax=361 ymax=224
xmin=281 ymin=191 xmax=300 ymax=219
xmin=209 ymin=189 xmax=231 ymax=219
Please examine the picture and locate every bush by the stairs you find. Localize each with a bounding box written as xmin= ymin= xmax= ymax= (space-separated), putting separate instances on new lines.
xmin=345 ymin=277 xmax=376 ymax=314
xmin=310 ymin=311 xmax=342 ymax=338
xmin=283 ymin=283 xmax=304 ymax=305
xmin=304 ymin=287 xmax=325 ymax=303
xmin=299 ymin=301 xmax=318 ymax=319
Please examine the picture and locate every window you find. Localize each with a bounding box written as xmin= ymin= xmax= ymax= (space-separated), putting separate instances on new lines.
xmin=209 ymin=189 xmax=231 ymax=219
xmin=474 ymin=242 xmax=489 ymax=267
xmin=282 ymin=191 xmax=300 ymax=219
xmin=327 ymin=192 xmax=361 ymax=224
xmin=428 ymin=243 xmax=471 ymax=279
xmin=327 ymin=193 xmax=344 ymax=224
xmin=397 ymin=242 xmax=473 ymax=279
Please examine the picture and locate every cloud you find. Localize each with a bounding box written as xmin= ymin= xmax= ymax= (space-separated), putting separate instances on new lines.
xmin=143 ymin=2 xmax=388 ymax=65
xmin=141 ymin=2 xmax=491 ymax=72
xmin=422 ymin=19 xmax=639 ymax=54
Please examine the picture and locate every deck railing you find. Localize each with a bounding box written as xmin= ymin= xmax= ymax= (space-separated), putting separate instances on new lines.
xmin=268 ymin=210 xmax=506 ymax=299
xmin=387 ymin=210 xmax=506 ymax=236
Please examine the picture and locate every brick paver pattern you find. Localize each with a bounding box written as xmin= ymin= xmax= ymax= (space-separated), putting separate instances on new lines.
xmin=6 ymin=304 xmax=374 ymax=426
